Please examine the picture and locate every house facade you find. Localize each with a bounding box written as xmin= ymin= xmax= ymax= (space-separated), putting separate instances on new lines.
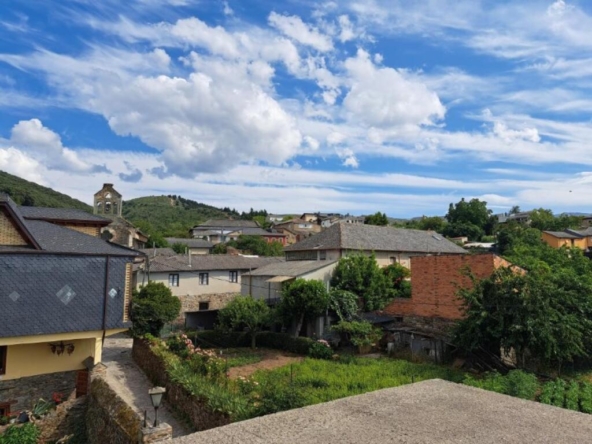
xmin=542 ymin=229 xmax=592 ymax=250
xmin=135 ymin=254 xmax=284 ymax=327
xmin=0 ymin=195 xmax=138 ymax=415
xmin=283 ymin=222 xmax=466 ymax=268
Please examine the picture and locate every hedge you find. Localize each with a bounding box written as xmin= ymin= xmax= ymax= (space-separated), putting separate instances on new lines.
xmin=191 ymin=330 xmax=315 ymax=355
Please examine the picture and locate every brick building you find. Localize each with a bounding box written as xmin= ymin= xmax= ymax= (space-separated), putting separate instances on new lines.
xmin=384 ymin=254 xmax=516 ymax=326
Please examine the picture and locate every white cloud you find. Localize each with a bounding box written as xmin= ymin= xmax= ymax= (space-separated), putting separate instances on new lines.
xmin=268 ymin=12 xmax=333 ymax=52
xmin=5 ymin=119 xmax=108 ymax=173
xmin=492 ymin=121 xmax=540 ymax=143
xmin=337 ymin=15 xmax=356 ymax=42
xmin=336 ymin=147 xmax=359 ymax=168
xmin=343 ymin=49 xmax=445 ymax=128
xmin=223 ymin=1 xmax=234 ymax=16
xmin=0 ymin=147 xmax=46 ymax=184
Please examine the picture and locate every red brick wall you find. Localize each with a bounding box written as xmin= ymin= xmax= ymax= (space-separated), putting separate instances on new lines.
xmin=384 ymin=254 xmax=497 ymax=321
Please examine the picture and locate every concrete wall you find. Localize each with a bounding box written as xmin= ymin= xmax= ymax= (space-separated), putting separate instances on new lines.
xmin=384 ymin=254 xmax=498 ymax=322
xmin=241 ymin=275 xmax=282 ymax=300
xmin=147 ymin=270 xmax=241 ymax=297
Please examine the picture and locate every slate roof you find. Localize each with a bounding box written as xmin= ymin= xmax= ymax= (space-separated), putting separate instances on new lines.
xmin=567 ymin=228 xmax=592 ymax=237
xmin=193 ymin=219 xmax=260 ymax=229
xmin=242 ymin=260 xmax=337 ymax=277
xmin=147 ymin=254 xmax=284 ymax=273
xmin=138 ymin=247 xmax=177 ymax=257
xmin=1 ymin=255 xmax=131 ymax=338
xmin=228 ymin=227 xmax=286 ymax=236
xmin=19 ymin=206 xmax=111 ymax=224
xmin=0 ymin=194 xmax=138 ymax=257
xmin=165 ymin=238 xmax=214 ymax=248
xmin=284 ymin=223 xmax=467 ymax=254
xmin=544 ymin=231 xmax=582 ymax=239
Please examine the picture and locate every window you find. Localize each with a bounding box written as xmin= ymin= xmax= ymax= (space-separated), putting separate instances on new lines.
xmin=229 ymin=271 xmax=238 ymax=283
xmin=199 ymin=273 xmax=209 ymax=285
xmin=169 ymin=274 xmax=179 ymax=287
xmin=319 ymin=250 xmax=327 ymax=261
xmin=286 ymin=251 xmax=319 ymax=261
xmin=199 ymin=302 xmax=209 ymax=311
xmin=390 ymin=257 xmax=397 ymax=264
xmin=0 ymin=346 xmax=6 ymax=375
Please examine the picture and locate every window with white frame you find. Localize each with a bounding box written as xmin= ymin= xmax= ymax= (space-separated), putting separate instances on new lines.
xmin=168 ymin=274 xmax=179 ymax=287
xmin=199 ymin=273 xmax=209 ymax=285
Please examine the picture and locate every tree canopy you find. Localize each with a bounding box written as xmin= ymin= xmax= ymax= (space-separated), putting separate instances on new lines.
xmin=217 ymin=296 xmax=271 ymax=348
xmin=131 ymin=282 xmax=181 ymax=336
xmin=330 ymin=253 xmax=392 ymax=311
xmin=279 ymin=279 xmax=329 ymax=337
xmin=364 ymin=212 xmax=389 ymax=226
xmin=226 ymin=235 xmax=284 ymax=256
xmin=444 ymin=198 xmax=495 ymax=240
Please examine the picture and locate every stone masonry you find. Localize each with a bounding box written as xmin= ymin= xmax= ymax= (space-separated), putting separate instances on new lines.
xmin=0 ymin=370 xmax=78 ymax=413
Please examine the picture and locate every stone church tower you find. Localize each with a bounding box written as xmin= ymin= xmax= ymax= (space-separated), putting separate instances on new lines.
xmin=94 ymin=183 xmax=123 ymax=217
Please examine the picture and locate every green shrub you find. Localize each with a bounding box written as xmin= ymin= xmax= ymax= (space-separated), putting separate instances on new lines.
xmin=0 ymin=423 xmax=39 ymax=444
xmin=463 ymin=371 xmax=508 ymax=395
xmin=253 ymin=372 xmax=307 ymax=415
xmin=565 ymin=381 xmax=580 ymax=411
xmin=193 ymin=330 xmax=250 ymax=348
xmin=540 ymin=381 xmax=554 ymax=405
xmin=308 ymin=340 xmax=333 ymax=360
xmin=580 ymin=382 xmax=592 ymax=413
xmin=552 ymin=379 xmax=566 ymax=408
xmin=505 ymin=370 xmax=539 ymax=400
xmin=257 ymin=332 xmax=315 ymax=355
xmin=331 ymin=321 xmax=382 ymax=347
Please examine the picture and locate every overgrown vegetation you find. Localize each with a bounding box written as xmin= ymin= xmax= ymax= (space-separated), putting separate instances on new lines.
xmin=0 ymin=170 xmax=91 ymax=210
xmin=0 ymin=423 xmax=39 ymax=444
xmin=217 ymin=296 xmax=272 ymax=348
xmin=278 ymin=279 xmax=329 ymax=337
xmin=225 ymin=235 xmax=284 ymax=256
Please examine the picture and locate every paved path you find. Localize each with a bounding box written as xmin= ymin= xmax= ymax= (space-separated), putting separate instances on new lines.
xmin=102 ymin=335 xmax=191 ymax=438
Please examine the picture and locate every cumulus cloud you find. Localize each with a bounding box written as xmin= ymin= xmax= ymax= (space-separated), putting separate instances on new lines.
xmin=336 ymin=147 xmax=359 ymax=168
xmin=6 ymin=119 xmax=109 ymax=174
xmin=268 ymin=12 xmax=333 ymax=51
xmin=0 ymin=147 xmax=46 ymax=184
xmin=492 ymin=121 xmax=541 ymax=143
xmin=343 ymin=49 xmax=445 ymax=129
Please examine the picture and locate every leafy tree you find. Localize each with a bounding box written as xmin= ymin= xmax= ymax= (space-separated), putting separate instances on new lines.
xmin=253 ymin=215 xmax=272 ymax=229
xmin=509 ymin=205 xmax=521 ymax=214
xmin=131 ymin=282 xmax=181 ymax=337
xmin=416 ymin=216 xmax=446 ymax=232
xmin=382 ymin=263 xmax=411 ymax=298
xmin=328 ymin=289 xmax=360 ymax=321
xmin=171 ymin=242 xmax=188 ymax=254
xmin=217 ymin=296 xmax=271 ymax=348
xmin=212 ymin=243 xmax=228 ymax=254
xmin=279 ymin=279 xmax=329 ymax=337
xmin=364 ymin=212 xmax=389 ymax=226
xmin=453 ymin=266 xmax=592 ymax=372
xmin=445 ymin=198 xmax=494 ymax=238
xmin=529 ymin=208 xmax=582 ymax=231
xmin=330 ymin=253 xmax=391 ymax=311
xmin=232 ymin=235 xmax=283 ymax=257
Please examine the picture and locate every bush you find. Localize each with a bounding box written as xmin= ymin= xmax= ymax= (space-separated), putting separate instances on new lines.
xmin=539 ymin=381 xmax=555 ymax=405
xmin=565 ymin=381 xmax=580 ymax=411
xmin=463 ymin=371 xmax=508 ymax=395
xmin=132 ymin=282 xmax=181 ymax=337
xmin=0 ymin=423 xmax=39 ymax=444
xmin=331 ymin=321 xmax=382 ymax=347
xmin=505 ymin=370 xmax=539 ymax=400
xmin=253 ymin=372 xmax=307 ymax=416
xmin=308 ymin=340 xmax=333 ymax=360
xmin=192 ymin=331 xmax=315 ymax=355
xmin=552 ymin=379 xmax=566 ymax=407
xmin=580 ymin=382 xmax=592 ymax=413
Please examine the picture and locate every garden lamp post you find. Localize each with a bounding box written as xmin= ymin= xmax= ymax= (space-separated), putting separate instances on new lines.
xmin=148 ymin=387 xmax=166 ymax=427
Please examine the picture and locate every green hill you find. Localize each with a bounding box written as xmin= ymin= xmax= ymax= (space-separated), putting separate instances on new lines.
xmin=122 ymin=195 xmax=234 ymax=237
xmin=0 ymin=170 xmax=92 ymax=210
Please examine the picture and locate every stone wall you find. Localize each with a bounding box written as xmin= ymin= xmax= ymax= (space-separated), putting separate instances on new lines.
xmin=86 ymin=365 xmax=141 ymax=444
xmin=0 ymin=370 xmax=78 ymax=413
xmin=132 ymin=338 xmax=230 ymax=432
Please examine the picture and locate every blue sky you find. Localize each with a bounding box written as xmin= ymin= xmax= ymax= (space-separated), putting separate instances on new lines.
xmin=1 ymin=0 xmax=592 ymax=216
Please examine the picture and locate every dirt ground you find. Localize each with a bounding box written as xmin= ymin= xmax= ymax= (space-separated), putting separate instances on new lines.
xmin=228 ymin=349 xmax=303 ymax=379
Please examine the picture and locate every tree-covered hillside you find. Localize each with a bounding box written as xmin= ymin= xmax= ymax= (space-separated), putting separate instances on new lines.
xmin=122 ymin=195 xmax=232 ymax=238
xmin=0 ymin=170 xmax=92 ymax=210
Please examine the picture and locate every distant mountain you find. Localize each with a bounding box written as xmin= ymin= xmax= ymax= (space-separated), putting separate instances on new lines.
xmin=122 ymin=195 xmax=234 ymax=237
xmin=0 ymin=170 xmax=92 ymax=211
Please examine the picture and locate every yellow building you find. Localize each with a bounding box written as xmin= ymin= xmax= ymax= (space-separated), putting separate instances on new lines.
xmin=542 ymin=230 xmax=590 ymax=249
xmin=0 ymin=194 xmax=139 ymax=417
